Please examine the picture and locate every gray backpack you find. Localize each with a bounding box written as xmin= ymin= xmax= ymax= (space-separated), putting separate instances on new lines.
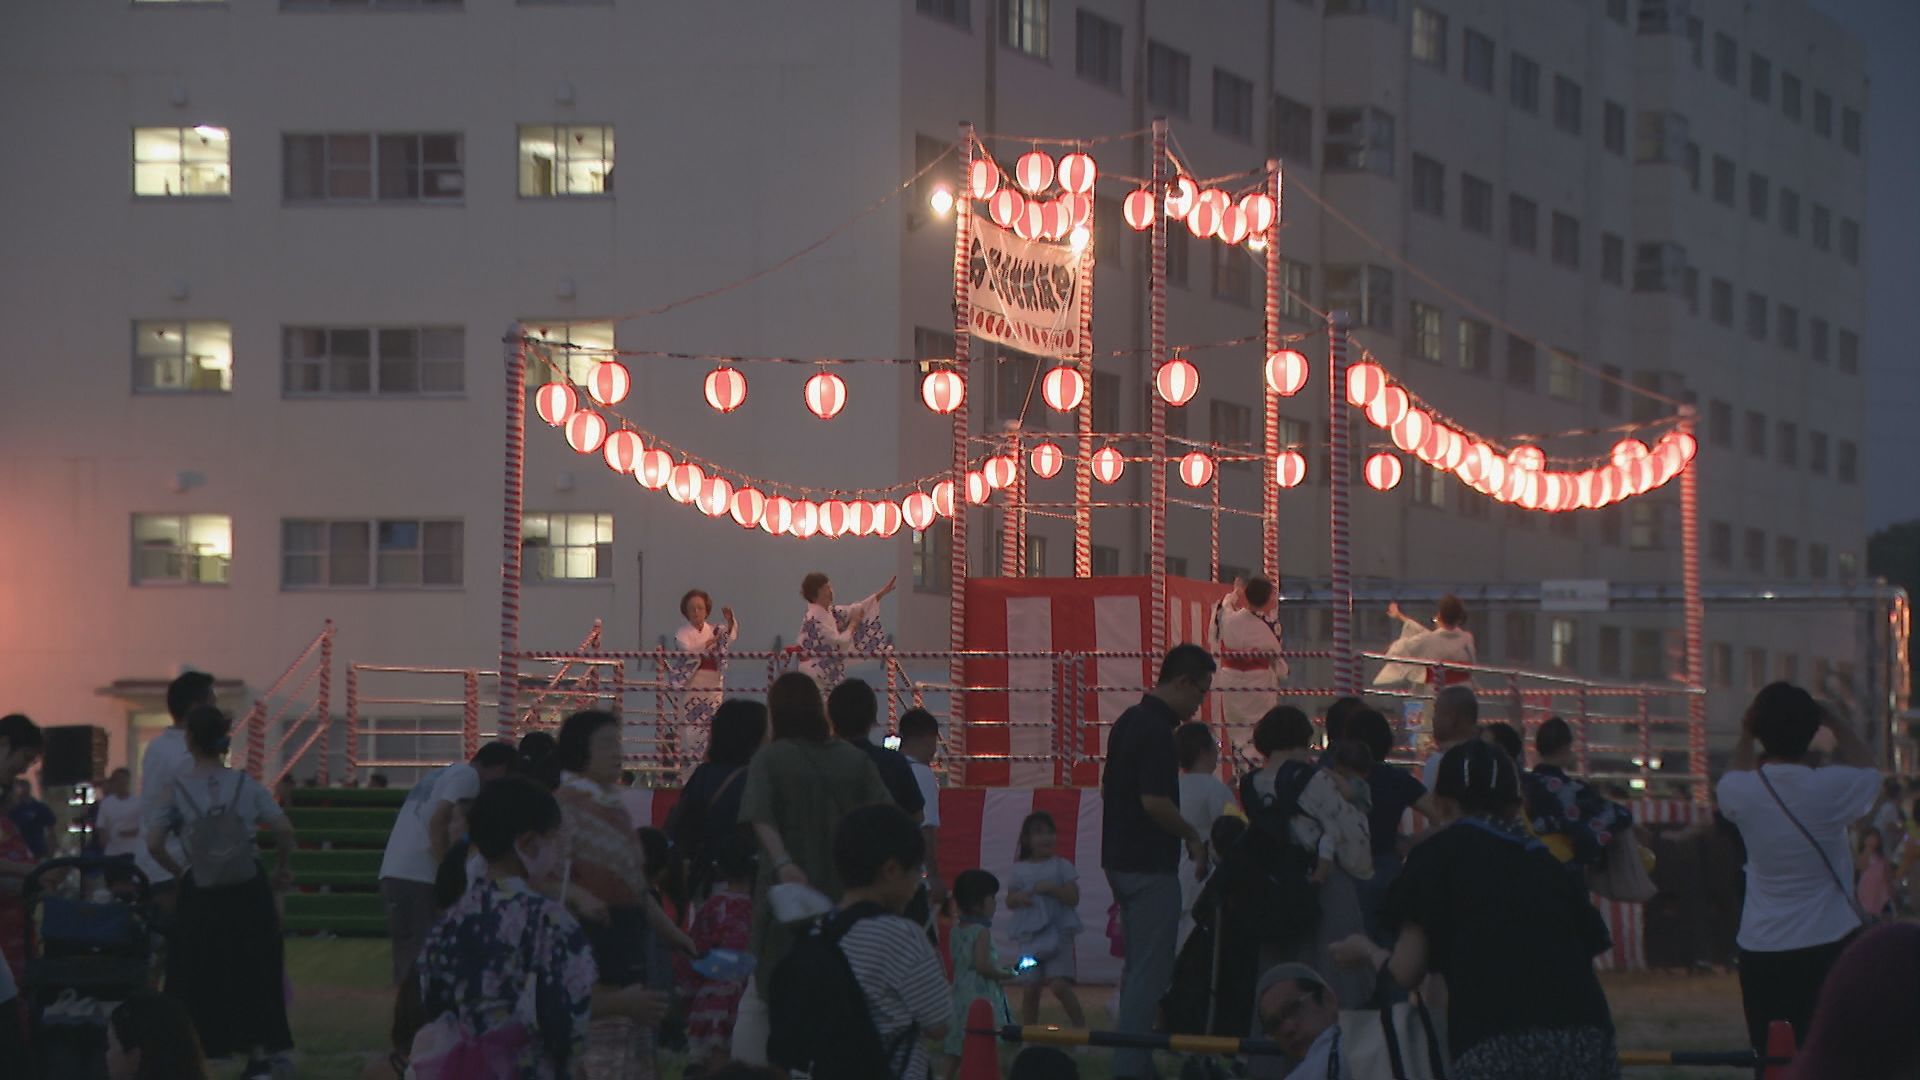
xmin=174 ymin=775 xmax=257 ymax=887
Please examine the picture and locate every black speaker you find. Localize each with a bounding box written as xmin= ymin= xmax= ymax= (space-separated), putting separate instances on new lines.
xmin=41 ymin=725 xmax=109 ymax=788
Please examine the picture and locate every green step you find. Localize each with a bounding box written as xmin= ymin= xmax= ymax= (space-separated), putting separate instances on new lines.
xmin=283 ymin=914 xmax=388 ymax=937
xmin=262 ymin=828 xmax=394 ymax=850
xmin=266 ymin=849 xmax=385 ymax=888
xmin=286 ymin=807 xmax=402 ymax=832
xmin=289 ymin=787 xmax=409 ymax=810
xmin=286 ymin=892 xmax=385 ymax=921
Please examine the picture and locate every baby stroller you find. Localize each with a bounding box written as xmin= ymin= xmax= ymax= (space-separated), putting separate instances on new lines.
xmin=22 ymin=855 xmax=156 ymax=1079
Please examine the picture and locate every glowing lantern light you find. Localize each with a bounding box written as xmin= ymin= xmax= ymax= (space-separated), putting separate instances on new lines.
xmin=1016 ymin=150 xmax=1055 ymax=194
xmin=636 ymin=449 xmax=673 ymax=489
xmin=1572 ymin=470 xmax=1597 ymax=510
xmin=1069 ymin=225 xmax=1091 ymax=252
xmin=1178 ymin=451 xmax=1216 ymax=488
xmin=990 ymin=188 xmax=1025 ymax=229
xmin=704 ymin=366 xmax=747 ymax=414
xmin=1274 ymin=450 xmax=1308 ymax=489
xmin=760 ymin=496 xmax=794 ymax=536
xmin=1364 ymin=453 xmax=1403 ymax=491
xmin=965 ymin=470 xmax=992 ymax=505
xmin=1345 ymin=362 xmax=1387 ymax=408
xmin=1610 ymin=438 xmax=1650 ymax=469
xmin=1518 ymin=472 xmax=1545 ymax=511
xmin=1050 ymin=198 xmax=1078 ymax=240
xmin=1217 ymin=205 xmax=1250 ymax=246
xmin=1156 ymin=357 xmax=1199 ymax=406
xmin=902 ymin=492 xmax=935 ymax=531
xmin=667 ymin=462 xmax=705 ymax=504
xmin=790 ymin=501 xmax=820 ymax=540
xmin=984 ymin=455 xmax=1019 ymax=491
xmin=1240 ymin=192 xmax=1276 ymax=235
xmin=1013 ymin=199 xmax=1046 ymax=240
xmin=819 ymin=499 xmax=850 ymax=539
xmin=1091 ymin=446 xmax=1126 ymax=484
xmin=1436 ymin=428 xmax=1466 ymax=472
xmin=1265 ymin=349 xmax=1309 ymax=396
xmin=1029 ymin=441 xmax=1065 ymax=479
xmin=585 ymin=362 xmax=630 ymax=406
xmin=1164 ymin=176 xmax=1197 ymax=220
xmin=1042 ymin=366 xmax=1085 ymax=412
xmin=1195 ymin=188 xmax=1231 ymax=217
xmin=1185 ymin=198 xmax=1221 ymax=239
xmin=1673 ymin=431 xmax=1698 ymax=464
xmin=931 ymin=480 xmax=957 ymax=518
xmin=1365 ymin=385 xmax=1411 ymax=429
xmin=1057 ymin=152 xmax=1097 ymax=193
xmin=565 ymin=410 xmax=607 ymax=454
xmin=1479 ymin=455 xmax=1508 ymax=497
xmin=1391 ymin=409 xmax=1432 ymax=454
xmin=928 ymin=185 xmax=954 ymax=216
xmin=1540 ymin=473 xmax=1568 ymax=512
xmin=697 ymin=476 xmax=734 ymax=518
xmin=1123 ymin=188 xmax=1155 ymax=231
xmin=873 ymin=500 xmax=903 ymax=538
xmin=601 ymin=430 xmax=644 ymax=474
xmin=1064 ymin=192 xmax=1093 ymax=229
xmin=921 ymin=370 xmax=964 ymax=414
xmin=1501 ymin=464 xmax=1531 ymax=505
xmin=969 ymin=158 xmax=1000 ymax=201
xmin=730 ymin=487 xmax=767 ymax=529
xmin=847 ymin=500 xmax=876 ymax=537
xmin=804 ymin=371 xmax=846 ymax=420
xmin=1456 ymin=441 xmax=1492 ymax=485
xmin=1508 ymin=445 xmax=1546 ymax=472
xmin=535 ymin=382 xmax=577 ymax=427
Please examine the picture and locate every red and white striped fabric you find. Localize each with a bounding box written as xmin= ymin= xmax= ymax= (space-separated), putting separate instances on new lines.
xmin=623 ymin=788 xmax=1698 ymax=979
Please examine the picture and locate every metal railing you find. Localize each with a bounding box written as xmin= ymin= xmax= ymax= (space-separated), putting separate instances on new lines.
xmin=240 ymin=620 xmax=334 ymax=786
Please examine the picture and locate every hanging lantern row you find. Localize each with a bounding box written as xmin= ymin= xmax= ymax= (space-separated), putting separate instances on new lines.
xmin=1343 ymin=361 xmax=1699 ymax=509
xmin=970 ymin=150 xmax=1098 ymax=203
xmin=1121 ymin=179 xmax=1276 ymax=247
xmin=988 ymin=188 xmax=1094 ymax=242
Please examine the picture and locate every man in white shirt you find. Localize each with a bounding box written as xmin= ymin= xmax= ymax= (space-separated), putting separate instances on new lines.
xmin=1256 ymin=963 xmax=1347 ymax=1079
xmin=136 ymin=671 xmax=215 ymax=913
xmin=93 ymin=767 xmax=143 ymax=859
xmin=1715 ymin=681 xmax=1879 ymax=1053
xmin=376 ymin=741 xmax=519 ymax=985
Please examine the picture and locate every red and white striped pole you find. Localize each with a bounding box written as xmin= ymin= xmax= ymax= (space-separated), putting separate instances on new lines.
xmin=1328 ymin=311 xmax=1356 ymax=694
xmin=1262 ymin=160 xmax=1282 ymax=582
xmin=1074 ymin=205 xmax=1095 ymax=578
xmin=316 ymin=620 xmax=333 ymax=785
xmin=1149 ymin=117 xmax=1169 ymax=656
xmin=500 ymin=325 xmax=527 ymax=737
xmin=1002 ymin=429 xmax=1020 ymax=577
xmin=1678 ymin=406 xmax=1708 ymax=806
xmin=949 ymin=124 xmax=975 ymax=782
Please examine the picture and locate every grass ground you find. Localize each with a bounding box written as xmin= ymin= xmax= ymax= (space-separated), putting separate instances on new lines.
xmin=256 ymin=941 xmax=1753 ymax=1080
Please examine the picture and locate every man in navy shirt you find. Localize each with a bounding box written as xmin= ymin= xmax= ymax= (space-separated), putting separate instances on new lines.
xmin=828 ymin=679 xmax=925 ymax=824
xmin=1102 ymin=644 xmax=1215 ymax=1079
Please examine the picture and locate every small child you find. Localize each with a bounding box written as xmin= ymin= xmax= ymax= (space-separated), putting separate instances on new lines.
xmin=1328 ymin=739 xmax=1375 ymax=814
xmin=1175 ymin=723 xmax=1236 ymax=947
xmin=942 ymin=869 xmax=1016 ymax=1080
xmin=1005 ymin=813 xmax=1087 ymax=1029
xmin=683 ymin=833 xmax=756 ymax=1071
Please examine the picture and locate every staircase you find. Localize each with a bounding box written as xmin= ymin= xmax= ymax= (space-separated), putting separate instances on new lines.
xmin=265 ymin=786 xmax=404 ymax=936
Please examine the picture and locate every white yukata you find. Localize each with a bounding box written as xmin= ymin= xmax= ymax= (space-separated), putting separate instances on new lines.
xmin=1211 ymin=592 xmax=1289 ymax=735
xmin=665 ymin=618 xmax=736 ymax=769
xmin=796 ymin=592 xmax=885 ymax=693
xmin=1374 ymin=623 xmax=1477 ymax=689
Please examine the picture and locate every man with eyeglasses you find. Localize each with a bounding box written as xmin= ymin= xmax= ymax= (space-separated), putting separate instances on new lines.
xmin=1256 ymin=963 xmax=1346 ymax=1080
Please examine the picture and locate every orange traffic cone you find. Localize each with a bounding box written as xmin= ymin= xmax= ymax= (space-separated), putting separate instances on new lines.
xmin=959 ymin=998 xmax=1000 ymax=1080
xmin=1761 ymin=1019 xmax=1795 ymax=1079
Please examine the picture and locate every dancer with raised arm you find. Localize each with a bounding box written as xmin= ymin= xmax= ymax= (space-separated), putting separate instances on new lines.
xmin=1211 ymin=575 xmax=1288 ymax=739
xmin=1378 ymin=594 xmax=1478 ymax=688
xmin=664 ymin=588 xmax=738 ymax=771
xmin=795 ymin=572 xmax=896 ymax=693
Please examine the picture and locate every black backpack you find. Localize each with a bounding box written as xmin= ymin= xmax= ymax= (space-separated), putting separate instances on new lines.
xmin=768 ymin=902 xmax=920 ymax=1078
xmin=1232 ymin=760 xmax=1322 ymax=944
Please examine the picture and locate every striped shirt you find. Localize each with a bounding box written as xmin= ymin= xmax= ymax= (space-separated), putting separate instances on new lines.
xmin=837 ymin=913 xmax=951 ymax=1080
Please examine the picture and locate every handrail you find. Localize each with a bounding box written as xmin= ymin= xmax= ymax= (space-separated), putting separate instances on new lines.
xmin=242 ymin=620 xmax=334 ymax=783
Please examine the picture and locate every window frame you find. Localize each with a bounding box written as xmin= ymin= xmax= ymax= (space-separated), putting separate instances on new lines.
xmin=132 ymin=126 xmax=231 ymax=199
xmin=1146 ymin=40 xmax=1192 ymax=116
xmin=282 ymin=131 xmax=466 ymax=205
xmin=516 ymin=124 xmax=613 ymax=199
xmin=133 ymin=319 xmax=233 ymax=394
xmin=1509 ymin=53 xmax=1540 ymax=113
xmin=282 ymin=325 xmax=466 ymax=398
xmin=999 ymin=0 xmax=1050 ymax=58
xmin=522 ymin=512 xmax=614 ymax=583
xmin=1074 ymin=8 xmax=1123 ymax=90
xmin=132 ymin=513 xmax=232 ymax=586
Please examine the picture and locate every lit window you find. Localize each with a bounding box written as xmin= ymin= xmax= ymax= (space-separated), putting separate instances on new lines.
xmin=283 ymin=327 xmax=464 ymax=396
xmin=524 ymin=513 xmax=613 ymax=581
xmin=518 ymin=125 xmax=613 ymax=197
xmin=1547 ymin=350 xmax=1577 ymax=401
xmin=284 ymin=133 xmax=463 ymax=203
xmin=1550 ymin=618 xmax=1576 ymax=670
xmin=1411 ymin=7 xmax=1447 ymax=68
xmin=523 ymin=321 xmax=616 ymax=386
xmin=134 ymin=320 xmax=232 ymax=393
xmin=133 ymin=514 xmax=231 ymax=585
xmin=1411 ymin=302 xmax=1443 ymax=362
xmin=1000 ymin=0 xmax=1049 ymax=57
xmin=1325 ymin=107 xmax=1395 ymax=176
xmin=133 ymin=126 xmax=230 ymax=197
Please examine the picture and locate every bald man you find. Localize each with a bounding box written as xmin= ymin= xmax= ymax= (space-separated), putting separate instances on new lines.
xmin=1255 ymin=963 xmax=1346 ymax=1079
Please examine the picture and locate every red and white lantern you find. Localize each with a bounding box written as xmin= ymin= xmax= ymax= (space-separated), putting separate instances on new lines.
xmin=1029 ymin=441 xmax=1065 ymax=479
xmin=1508 ymin=445 xmax=1546 ymax=472
xmin=535 ymin=382 xmax=577 ymax=427
xmin=1435 ymin=428 xmax=1466 ymax=472
xmin=921 ymin=370 xmax=964 ymax=414
xmin=565 ymin=410 xmax=607 ymax=454
xmin=1217 ymin=205 xmax=1250 ymax=245
xmin=819 ymin=499 xmax=850 ymax=539
xmin=1091 ymin=446 xmax=1126 ymax=484
xmin=1014 ymin=199 xmax=1045 ymax=240
xmin=965 ymin=469 xmax=992 ymax=505
xmin=586 ymin=361 xmax=630 ymax=406
xmin=990 ymin=188 xmax=1025 ymax=229
xmin=1156 ymin=357 xmax=1199 ymax=407
xmin=635 ymin=449 xmax=673 ymax=489
xmin=1016 ymin=151 xmax=1055 ymax=194
xmin=931 ymin=479 xmax=958 ymax=518
xmin=969 ymin=158 xmax=1001 ymax=201
xmin=1240 ymin=192 xmax=1277 ymax=235
xmin=1164 ymin=176 xmax=1197 ymax=220
xmin=872 ymin=500 xmax=904 ymax=538
xmin=1274 ymin=450 xmax=1308 ymax=489
xmin=1064 ymin=192 xmax=1094 ymax=229
xmin=847 ymin=500 xmax=876 ymax=537
xmin=704 ymin=366 xmax=747 ymax=414
xmin=984 ymin=454 xmax=1019 ymax=491
xmin=760 ymin=495 xmax=794 ymax=536
xmin=601 ymin=430 xmax=644 ymax=474
xmin=1057 ymin=152 xmax=1097 ymax=194
xmin=902 ymin=492 xmax=935 ymax=532
xmin=1345 ymin=362 xmax=1388 ymax=408
xmin=1390 ymin=409 xmax=1432 ymax=455
xmin=667 ymin=462 xmax=705 ymax=504
xmin=1365 ymin=385 xmax=1411 ymax=429
xmin=1364 ymin=452 xmax=1403 ymax=491
xmin=804 ymin=371 xmax=846 ymax=420
xmin=790 ymin=500 xmax=820 ymax=540
xmin=1178 ymin=451 xmax=1216 ymax=488
xmin=1185 ymin=199 xmax=1221 ymax=239
xmin=1265 ymin=349 xmax=1309 ymax=396
xmin=1195 ymin=188 xmax=1231 ymax=218
xmin=730 ymin=487 xmax=767 ymax=529
xmin=1456 ymin=441 xmax=1493 ymax=486
xmin=697 ymin=476 xmax=733 ymax=518
xmin=1123 ymin=188 xmax=1155 ymax=231
xmin=1042 ymin=366 xmax=1085 ymax=412
xmin=1610 ymin=438 xmax=1650 ymax=469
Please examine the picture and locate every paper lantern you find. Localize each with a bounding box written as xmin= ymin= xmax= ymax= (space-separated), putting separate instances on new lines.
xmin=804 ymin=371 xmax=846 ymax=420
xmin=1057 ymin=152 xmax=1097 ymax=193
xmin=564 ymin=410 xmax=607 ymax=454
xmin=1013 ymin=199 xmax=1045 ymax=240
xmin=1178 ymin=451 xmax=1215 ymax=488
xmin=1164 ymin=176 xmax=1197 ymax=219
xmin=1123 ymin=188 xmax=1154 ymax=231
xmin=1364 ymin=385 xmax=1411 ymax=429
xmin=1390 ymin=410 xmax=1432 ymax=454
xmin=921 ymin=369 xmax=964 ymax=414
xmin=1156 ymin=357 xmax=1199 ymax=407
xmin=1042 ymin=366 xmax=1085 ymax=412
xmin=1185 ymin=199 xmax=1220 ymax=239
xmin=585 ymin=361 xmax=630 ymax=406
xmin=730 ymin=487 xmax=767 ymax=529
xmin=984 ymin=455 xmax=1019 ymax=491
xmin=1049 ymin=198 xmax=1077 ymax=240
xmin=1265 ymin=349 xmax=1309 ymax=396
xmin=819 ymin=499 xmax=850 ymax=539
xmin=1517 ymin=471 xmax=1545 ymax=510
xmin=790 ymin=500 xmax=820 ymax=540
xmin=1091 ymin=446 xmax=1126 ymax=484
xmin=1345 ymin=362 xmax=1387 ymax=408
xmin=990 ymin=188 xmax=1025 ymax=229
xmin=1539 ymin=473 xmax=1569 ymax=512
xmin=1479 ymin=455 xmax=1509 ymax=498
xmin=1274 ymin=450 xmax=1308 ymax=489
xmin=1029 ymin=441 xmax=1065 ymax=479
xmin=873 ymin=500 xmax=903 ymax=537
xmin=1499 ymin=463 xmax=1530 ymax=504
xmin=1456 ymin=441 xmax=1493 ymax=486
xmin=601 ymin=430 xmax=644 ymax=474
xmin=965 ymin=469 xmax=992 ymax=505
xmin=847 ymin=500 xmax=877 ymax=537
xmin=535 ymin=382 xmax=577 ymax=427
xmin=1673 ymin=431 xmax=1698 ymax=464
xmin=902 ymin=491 xmax=935 ymax=531
xmin=931 ymin=479 xmax=957 ymax=518
xmin=1435 ymin=428 xmax=1466 ymax=472
xmin=1195 ymin=188 xmax=1231 ymax=216
xmin=1508 ymin=445 xmax=1546 ymax=472
xmin=1016 ymin=150 xmax=1054 ymax=194
xmin=667 ymin=462 xmax=705 ymax=504
xmin=1217 ymin=205 xmax=1250 ymax=245
xmin=635 ymin=449 xmax=673 ymax=489
xmin=969 ymin=158 xmax=1000 ymax=201
xmin=1064 ymin=192 xmax=1093 ymax=229
xmin=697 ymin=476 xmax=734 ymax=518
xmin=1610 ymin=438 xmax=1650 ymax=469
xmin=760 ymin=495 xmax=794 ymax=535
xmin=1240 ymin=192 xmax=1276 ymax=235
xmin=1364 ymin=453 xmax=1403 ymax=491
xmin=704 ymin=366 xmax=747 ymax=413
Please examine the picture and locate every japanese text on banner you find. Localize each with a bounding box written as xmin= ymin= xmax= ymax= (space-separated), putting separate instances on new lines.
xmin=966 ymin=219 xmax=1086 ymax=360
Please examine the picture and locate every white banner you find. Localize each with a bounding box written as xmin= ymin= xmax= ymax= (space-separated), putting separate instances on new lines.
xmin=965 ymin=218 xmax=1086 ymax=360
